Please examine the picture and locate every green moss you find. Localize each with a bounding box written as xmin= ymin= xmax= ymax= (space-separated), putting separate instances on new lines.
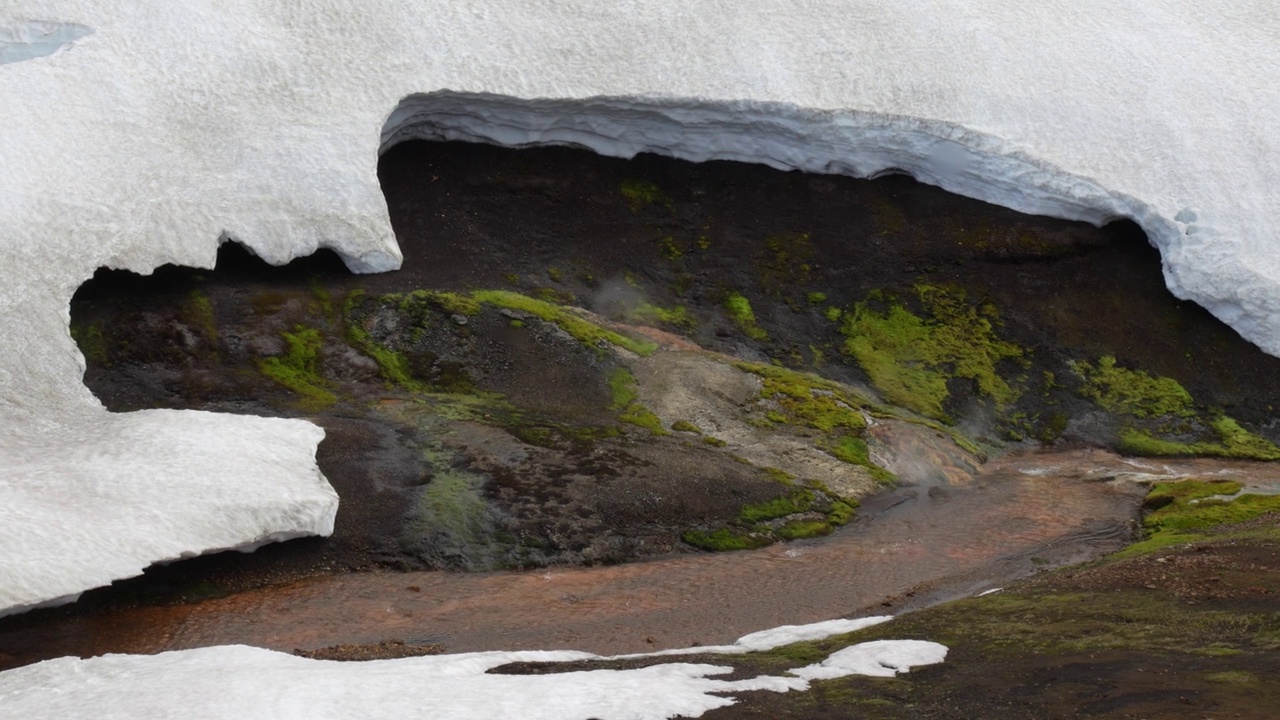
xmin=1119 ymin=417 xmax=1280 ymax=461
xmin=671 ymin=420 xmax=702 ymax=434
xmin=828 ymin=500 xmax=858 ymax=526
xmin=1070 ymin=355 xmax=1195 ymax=418
xmin=1209 ymin=416 xmax=1280 ymax=459
xmin=619 ymin=403 xmax=667 ymax=434
xmin=682 ymin=528 xmax=773 ymax=552
xmin=628 ymin=303 xmax=695 ymax=330
xmin=1117 ymin=479 xmax=1280 ymax=557
xmin=608 ymin=368 xmax=669 ymax=435
xmin=740 ymin=489 xmax=816 ymax=524
xmin=702 ymin=436 xmax=728 ymax=448
xmin=825 ymin=436 xmax=896 ymax=484
xmin=724 ymin=292 xmax=769 ymax=341
xmin=473 ymin=290 xmax=657 ymax=356
xmin=807 ymin=292 xmax=828 ymax=305
xmin=760 ymin=376 xmax=865 ymax=434
xmin=824 ymin=306 xmax=842 ymax=322
xmin=608 ymin=368 xmax=639 ymax=409
xmin=838 ymin=284 xmax=1023 ymax=422
xmin=762 ymin=466 xmax=795 ymax=484
xmin=258 ymin=326 xmax=336 ymax=409
xmin=620 ymin=179 xmax=668 ymax=211
xmin=1205 ymin=671 xmax=1258 ymax=685
xmin=344 ymin=300 xmax=421 ymax=391
xmin=735 ymin=361 xmax=898 ymax=481
xmin=547 ymin=267 xmax=563 ymax=283
xmin=778 ymin=520 xmax=834 ymax=540
xmin=185 ymin=290 xmax=217 ymax=343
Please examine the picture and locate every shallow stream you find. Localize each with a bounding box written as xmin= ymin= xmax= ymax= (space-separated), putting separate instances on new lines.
xmin=12 ymin=448 xmax=1275 ymax=667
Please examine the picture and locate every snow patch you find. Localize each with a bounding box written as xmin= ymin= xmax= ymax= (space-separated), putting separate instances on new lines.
xmin=790 ymin=640 xmax=949 ymax=680
xmin=0 ymin=618 xmax=945 ymax=719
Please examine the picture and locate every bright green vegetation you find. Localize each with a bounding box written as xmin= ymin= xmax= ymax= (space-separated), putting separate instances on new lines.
xmin=257 ymin=326 xmax=336 ymax=409
xmin=758 ymin=374 xmax=865 ymax=434
xmin=1065 ymin=355 xmax=1280 ymax=460
xmin=619 ymin=179 xmax=668 ymax=211
xmin=807 ymin=292 xmax=827 ymax=305
xmin=671 ymin=420 xmax=702 ymax=434
xmin=838 ymin=284 xmax=1023 ymax=422
xmin=344 ymin=292 xmax=421 ymax=392
xmin=473 ymin=290 xmax=657 ymax=356
xmin=724 ymin=292 xmax=769 ymax=341
xmin=681 ymin=527 xmax=773 ymax=552
xmin=778 ymin=520 xmax=834 ymax=540
xmin=702 ymin=436 xmax=728 ymax=447
xmin=1117 ymin=479 xmax=1280 ymax=557
xmin=1119 ymin=416 xmax=1280 ymax=461
xmin=628 ymin=303 xmax=695 ymax=330
xmin=344 ymin=289 xmax=485 ymax=392
xmin=735 ymin=362 xmax=897 ymax=482
xmin=608 ymin=368 xmax=668 ymax=434
xmin=827 ymin=499 xmax=858 ymax=525
xmin=825 ymin=436 xmax=896 ymax=484
xmin=740 ymin=489 xmax=815 ymax=523
xmin=685 ymin=483 xmax=858 ymax=552
xmin=1070 ymin=355 xmax=1195 ymax=418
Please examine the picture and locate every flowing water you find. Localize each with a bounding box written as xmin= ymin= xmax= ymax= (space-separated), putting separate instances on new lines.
xmin=20 ymin=446 xmax=1280 ymax=668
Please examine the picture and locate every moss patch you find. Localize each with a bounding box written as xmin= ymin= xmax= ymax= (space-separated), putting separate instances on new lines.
xmin=185 ymin=290 xmax=217 ymax=343
xmin=681 ymin=527 xmax=773 ymax=552
xmin=473 ymin=290 xmax=656 ymax=356
xmin=838 ymin=284 xmax=1023 ymax=422
xmin=628 ymin=303 xmax=695 ymax=330
xmin=608 ymin=368 xmax=668 ymax=435
xmin=1070 ymin=355 xmax=1195 ymax=418
xmin=1118 ymin=479 xmax=1280 ymax=556
xmin=736 ymin=361 xmax=896 ymax=482
xmin=1119 ymin=416 xmax=1280 ymax=461
xmin=724 ymin=292 xmax=768 ymax=341
xmin=257 ymin=326 xmax=336 ymax=409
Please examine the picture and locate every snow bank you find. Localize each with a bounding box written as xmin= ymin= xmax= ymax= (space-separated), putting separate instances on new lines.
xmin=3 ymin=1 xmax=1280 ymax=613
xmin=0 ymin=620 xmax=944 ymax=719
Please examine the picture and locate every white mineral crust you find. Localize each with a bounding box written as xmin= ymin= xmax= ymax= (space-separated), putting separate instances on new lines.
xmin=3 ymin=1 xmax=1279 ymax=613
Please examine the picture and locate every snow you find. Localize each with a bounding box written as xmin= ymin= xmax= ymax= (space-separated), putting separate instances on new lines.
xmin=3 ymin=1 xmax=1280 ymax=613
xmin=0 ymin=620 xmax=944 ymax=719
xmin=790 ymin=640 xmax=949 ymax=680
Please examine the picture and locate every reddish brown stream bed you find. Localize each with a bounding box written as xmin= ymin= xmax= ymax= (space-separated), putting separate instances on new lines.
xmin=16 ymin=448 xmax=1278 ymax=668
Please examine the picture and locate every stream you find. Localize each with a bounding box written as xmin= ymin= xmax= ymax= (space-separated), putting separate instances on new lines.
xmin=9 ymin=447 xmax=1273 ymax=668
